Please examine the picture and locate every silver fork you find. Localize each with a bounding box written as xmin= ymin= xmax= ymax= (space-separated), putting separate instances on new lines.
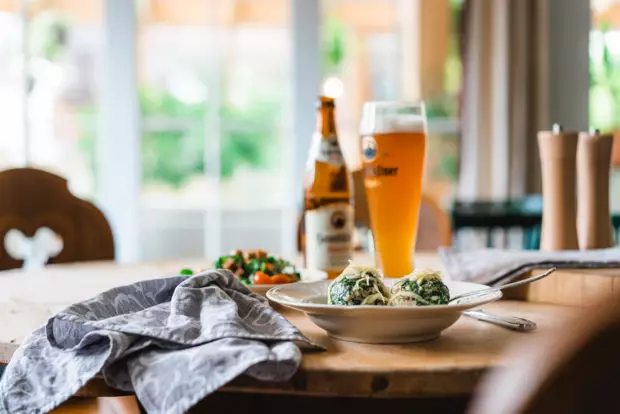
xmin=463 ymin=309 xmax=537 ymax=332
xmin=448 ymin=268 xmax=557 ymax=304
xmin=453 ymin=269 xmax=555 ymax=332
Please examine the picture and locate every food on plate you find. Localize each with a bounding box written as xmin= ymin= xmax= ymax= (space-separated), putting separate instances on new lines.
xmin=327 ymin=264 xmax=390 ymax=306
xmin=388 ymin=268 xmax=450 ymax=306
xmin=214 ymin=249 xmax=300 ymax=285
xmin=326 ymin=264 xmax=449 ymax=306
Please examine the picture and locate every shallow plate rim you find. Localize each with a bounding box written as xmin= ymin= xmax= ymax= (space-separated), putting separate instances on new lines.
xmin=266 ymin=280 xmax=503 ymax=312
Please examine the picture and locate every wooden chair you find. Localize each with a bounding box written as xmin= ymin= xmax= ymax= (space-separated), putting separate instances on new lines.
xmin=468 ymin=298 xmax=620 ymax=414
xmin=451 ymin=196 xmax=544 ymax=249
xmin=0 ymin=168 xmax=114 ymax=270
xmin=416 ymin=193 xmax=452 ymax=250
xmin=0 ymin=168 xmax=123 ymax=413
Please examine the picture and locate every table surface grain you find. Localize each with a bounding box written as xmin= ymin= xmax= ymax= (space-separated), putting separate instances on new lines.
xmin=0 ymin=253 xmax=576 ymax=397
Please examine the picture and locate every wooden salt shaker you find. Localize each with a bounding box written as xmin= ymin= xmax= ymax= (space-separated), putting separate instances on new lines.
xmin=538 ymin=124 xmax=579 ymax=251
xmin=577 ymin=128 xmax=614 ymax=250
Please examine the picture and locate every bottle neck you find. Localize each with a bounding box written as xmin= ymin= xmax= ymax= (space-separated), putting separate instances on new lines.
xmin=316 ymin=106 xmax=337 ymax=138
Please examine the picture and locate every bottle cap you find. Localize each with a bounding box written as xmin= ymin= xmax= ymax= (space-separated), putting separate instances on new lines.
xmin=552 ymin=123 xmax=563 ymax=134
xmin=317 ymin=96 xmax=335 ymax=109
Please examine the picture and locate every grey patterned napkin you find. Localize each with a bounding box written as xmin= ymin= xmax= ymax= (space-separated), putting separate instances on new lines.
xmin=0 ymin=270 xmax=321 ymax=414
xmin=439 ymin=247 xmax=620 ymax=286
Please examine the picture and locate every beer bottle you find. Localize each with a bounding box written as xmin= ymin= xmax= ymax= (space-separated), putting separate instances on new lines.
xmin=303 ymin=96 xmax=354 ymax=279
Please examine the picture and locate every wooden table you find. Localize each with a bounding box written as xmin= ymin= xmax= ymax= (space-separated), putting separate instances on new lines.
xmin=0 ymin=253 xmax=579 ymax=412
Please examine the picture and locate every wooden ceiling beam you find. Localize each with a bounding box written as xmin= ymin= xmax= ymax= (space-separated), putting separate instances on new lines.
xmin=593 ymin=4 xmax=620 ymax=29
xmin=327 ymin=1 xmax=395 ymax=32
xmin=399 ymin=0 xmax=450 ymax=101
xmin=0 ymin=0 xmax=397 ymax=31
xmin=8 ymin=1 xmax=620 ymax=31
xmin=144 ymin=0 xmax=284 ymax=26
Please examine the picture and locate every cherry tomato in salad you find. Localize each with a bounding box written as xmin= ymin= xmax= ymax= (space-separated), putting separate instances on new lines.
xmin=253 ymin=271 xmax=272 ymax=284
xmin=270 ymin=274 xmax=291 ymax=284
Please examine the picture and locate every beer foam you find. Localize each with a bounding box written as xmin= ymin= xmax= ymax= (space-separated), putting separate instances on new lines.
xmin=360 ymin=114 xmax=426 ymax=135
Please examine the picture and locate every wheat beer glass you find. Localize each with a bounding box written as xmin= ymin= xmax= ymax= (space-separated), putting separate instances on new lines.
xmin=360 ymin=101 xmax=427 ymax=278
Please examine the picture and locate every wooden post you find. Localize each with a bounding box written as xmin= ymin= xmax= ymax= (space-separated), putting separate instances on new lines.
xmin=398 ymin=0 xmax=450 ymax=101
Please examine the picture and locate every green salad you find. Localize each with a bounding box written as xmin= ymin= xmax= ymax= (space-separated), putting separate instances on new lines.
xmin=181 ymin=249 xmax=301 ymax=285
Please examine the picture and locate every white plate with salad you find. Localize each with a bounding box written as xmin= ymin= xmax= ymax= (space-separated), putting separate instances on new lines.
xmin=179 ymin=249 xmax=328 ymax=296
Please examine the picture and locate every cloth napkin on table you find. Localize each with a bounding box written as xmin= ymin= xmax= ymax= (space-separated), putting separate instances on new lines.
xmin=0 ymin=270 xmax=322 ymax=414
xmin=439 ymin=247 xmax=620 ymax=287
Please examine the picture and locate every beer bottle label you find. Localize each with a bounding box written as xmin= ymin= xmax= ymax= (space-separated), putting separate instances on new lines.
xmin=304 ymin=203 xmax=353 ymax=271
xmin=311 ymin=134 xmax=345 ymax=167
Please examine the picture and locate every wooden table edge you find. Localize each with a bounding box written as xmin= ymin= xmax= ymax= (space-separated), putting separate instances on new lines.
xmin=68 ymin=366 xmax=495 ymax=399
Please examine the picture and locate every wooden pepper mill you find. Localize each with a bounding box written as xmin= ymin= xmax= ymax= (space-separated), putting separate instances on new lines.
xmin=577 ymin=128 xmax=614 ymax=250
xmin=538 ymin=124 xmax=579 ymax=251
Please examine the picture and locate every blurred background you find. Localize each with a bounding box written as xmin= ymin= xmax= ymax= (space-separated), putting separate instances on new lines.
xmin=0 ymin=0 xmax=616 ymax=263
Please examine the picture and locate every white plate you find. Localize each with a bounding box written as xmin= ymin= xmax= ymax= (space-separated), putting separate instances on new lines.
xmin=267 ymin=279 xmax=502 ymax=344
xmin=248 ymin=268 xmax=328 ymax=296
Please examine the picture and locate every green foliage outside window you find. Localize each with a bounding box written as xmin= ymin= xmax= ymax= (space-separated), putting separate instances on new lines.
xmin=590 ymin=21 xmax=620 ymax=132
xmin=322 ymin=18 xmax=346 ymax=74
xmin=32 ymin=12 xmax=281 ymax=191
xmin=139 ymin=87 xmax=279 ymax=188
xmin=70 ymin=3 xmax=466 ymax=191
xmin=77 ymin=88 xmax=280 ymax=190
xmin=424 ymin=0 xmax=463 ymax=183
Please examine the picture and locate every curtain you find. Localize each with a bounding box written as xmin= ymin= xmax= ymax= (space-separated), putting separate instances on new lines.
xmin=458 ymin=0 xmax=549 ymax=200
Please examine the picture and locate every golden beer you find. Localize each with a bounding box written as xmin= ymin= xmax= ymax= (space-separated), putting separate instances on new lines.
xmin=360 ymin=102 xmax=426 ymax=278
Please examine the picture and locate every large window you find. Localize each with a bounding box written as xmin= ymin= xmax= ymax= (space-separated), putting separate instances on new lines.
xmin=138 ymin=10 xmax=291 ymax=211
xmin=0 ymin=2 xmax=102 ymax=199
xmin=135 ymin=1 xmax=293 ymax=260
xmin=0 ymin=0 xmax=463 ymax=262
xmin=590 ymin=0 xmax=620 ymax=211
xmin=0 ymin=7 xmax=23 ymax=170
xmin=590 ymin=1 xmax=620 ymax=133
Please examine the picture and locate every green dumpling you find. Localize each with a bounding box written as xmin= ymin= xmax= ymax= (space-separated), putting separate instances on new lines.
xmin=328 ymin=264 xmax=390 ymax=306
xmin=389 ymin=268 xmax=450 ymax=306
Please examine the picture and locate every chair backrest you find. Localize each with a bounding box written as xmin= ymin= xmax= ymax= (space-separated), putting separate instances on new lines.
xmin=451 ymin=196 xmax=544 ymax=249
xmin=416 ymin=194 xmax=452 ymax=250
xmin=468 ymin=298 xmax=620 ymax=414
xmin=0 ymin=168 xmax=114 ymax=270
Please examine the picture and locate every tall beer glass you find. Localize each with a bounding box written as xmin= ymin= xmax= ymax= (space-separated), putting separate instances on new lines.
xmin=359 ymin=101 xmax=427 ymax=278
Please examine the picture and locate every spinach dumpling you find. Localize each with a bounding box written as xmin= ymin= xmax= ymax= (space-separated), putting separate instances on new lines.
xmin=388 ymin=268 xmax=450 ymax=306
xmin=328 ymin=264 xmax=390 ymax=306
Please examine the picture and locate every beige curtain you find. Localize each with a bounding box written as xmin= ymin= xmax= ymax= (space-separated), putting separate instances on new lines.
xmin=458 ymin=0 xmax=549 ymax=201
